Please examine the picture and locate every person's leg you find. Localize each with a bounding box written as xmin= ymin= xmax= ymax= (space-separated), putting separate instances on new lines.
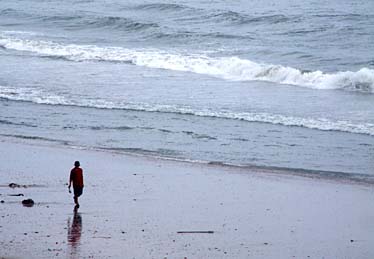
xmin=73 ymin=187 xmax=82 ymax=208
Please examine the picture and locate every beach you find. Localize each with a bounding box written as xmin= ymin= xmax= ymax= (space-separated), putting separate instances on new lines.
xmin=1 ymin=136 xmax=373 ymax=259
xmin=1 ymin=0 xmax=374 ymax=258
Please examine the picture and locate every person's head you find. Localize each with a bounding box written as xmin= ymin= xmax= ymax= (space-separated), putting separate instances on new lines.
xmin=74 ymin=161 xmax=80 ymax=167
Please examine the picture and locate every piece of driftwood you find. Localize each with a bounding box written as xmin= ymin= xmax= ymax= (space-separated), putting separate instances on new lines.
xmin=177 ymin=231 xmax=214 ymax=234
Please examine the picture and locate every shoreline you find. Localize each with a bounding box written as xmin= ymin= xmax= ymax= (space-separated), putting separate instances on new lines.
xmin=1 ymin=137 xmax=374 ymax=258
xmin=1 ymin=134 xmax=373 ymax=187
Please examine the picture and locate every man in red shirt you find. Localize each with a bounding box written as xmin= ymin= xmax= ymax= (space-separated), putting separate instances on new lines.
xmin=68 ymin=161 xmax=84 ymax=208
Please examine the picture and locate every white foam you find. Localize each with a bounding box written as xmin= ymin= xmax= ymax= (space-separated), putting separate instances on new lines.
xmin=1 ymin=85 xmax=374 ymax=136
xmin=2 ymin=31 xmax=43 ymax=36
xmin=0 ymin=34 xmax=373 ymax=93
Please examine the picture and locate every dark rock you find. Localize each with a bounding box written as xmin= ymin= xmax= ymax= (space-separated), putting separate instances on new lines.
xmin=0 ymin=200 xmax=4 ymax=203
xmin=9 ymin=183 xmax=28 ymax=188
xmin=9 ymin=183 xmax=21 ymax=188
xmin=22 ymin=199 xmax=34 ymax=207
xmin=350 ymin=239 xmax=354 ymax=242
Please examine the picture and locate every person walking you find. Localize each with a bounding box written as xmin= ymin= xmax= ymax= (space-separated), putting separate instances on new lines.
xmin=68 ymin=161 xmax=84 ymax=209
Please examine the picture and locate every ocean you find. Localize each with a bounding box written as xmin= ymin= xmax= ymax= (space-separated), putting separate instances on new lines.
xmin=0 ymin=0 xmax=373 ymax=182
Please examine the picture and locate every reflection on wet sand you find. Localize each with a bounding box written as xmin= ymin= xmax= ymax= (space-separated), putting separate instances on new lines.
xmin=67 ymin=209 xmax=82 ymax=258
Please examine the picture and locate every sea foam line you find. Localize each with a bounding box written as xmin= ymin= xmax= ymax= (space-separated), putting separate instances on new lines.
xmin=1 ymin=85 xmax=374 ymax=136
xmin=0 ymin=34 xmax=373 ymax=93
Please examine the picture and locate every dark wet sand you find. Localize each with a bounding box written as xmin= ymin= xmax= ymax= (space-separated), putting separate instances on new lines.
xmin=1 ymin=138 xmax=374 ymax=258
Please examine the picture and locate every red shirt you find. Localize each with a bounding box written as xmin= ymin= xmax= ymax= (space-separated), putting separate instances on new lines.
xmin=70 ymin=167 xmax=84 ymax=187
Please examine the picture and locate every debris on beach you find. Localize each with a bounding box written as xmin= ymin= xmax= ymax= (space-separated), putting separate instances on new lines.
xmin=22 ymin=199 xmax=34 ymax=207
xmin=0 ymin=200 xmax=4 ymax=203
xmin=9 ymin=183 xmax=27 ymax=188
xmin=8 ymin=193 xmax=24 ymax=196
xmin=177 ymin=231 xmax=214 ymax=234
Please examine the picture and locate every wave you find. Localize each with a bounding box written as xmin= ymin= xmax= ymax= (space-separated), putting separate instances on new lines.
xmin=1 ymin=85 xmax=374 ymax=136
xmin=0 ymin=119 xmax=37 ymax=128
xmin=38 ymin=14 xmax=159 ymax=31
xmin=204 ymin=11 xmax=291 ymax=25
xmin=62 ymin=16 xmax=158 ymax=31
xmin=100 ymin=147 xmax=181 ymax=157
xmin=133 ymin=3 xmax=194 ymax=12
xmin=132 ymin=4 xmax=292 ymax=25
xmin=312 ymin=13 xmax=374 ymax=21
xmin=0 ymin=8 xmax=159 ymax=32
xmin=130 ymin=3 xmax=289 ymax=27
xmin=146 ymin=31 xmax=252 ymax=41
xmin=0 ymin=133 xmax=69 ymax=145
xmin=1 ymin=35 xmax=373 ymax=93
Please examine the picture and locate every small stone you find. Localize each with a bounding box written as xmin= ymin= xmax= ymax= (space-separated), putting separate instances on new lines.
xmin=22 ymin=199 xmax=34 ymax=207
xmin=350 ymin=239 xmax=354 ymax=242
xmin=0 ymin=200 xmax=4 ymax=203
xmin=264 ymin=242 xmax=268 ymax=245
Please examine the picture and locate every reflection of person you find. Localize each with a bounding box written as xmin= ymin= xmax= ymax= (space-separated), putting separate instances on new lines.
xmin=67 ymin=210 xmax=82 ymax=256
xmin=68 ymin=161 xmax=84 ymax=209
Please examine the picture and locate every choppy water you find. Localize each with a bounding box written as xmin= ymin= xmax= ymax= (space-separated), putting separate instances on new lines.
xmin=1 ymin=0 xmax=374 ymax=181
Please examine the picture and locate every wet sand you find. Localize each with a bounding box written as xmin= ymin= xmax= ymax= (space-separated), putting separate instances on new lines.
xmin=0 ymin=137 xmax=374 ymax=259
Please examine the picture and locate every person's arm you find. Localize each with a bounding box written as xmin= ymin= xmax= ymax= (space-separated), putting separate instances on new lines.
xmin=68 ymin=170 xmax=73 ymax=192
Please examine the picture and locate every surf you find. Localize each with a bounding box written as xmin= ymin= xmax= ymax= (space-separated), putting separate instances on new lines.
xmin=1 ymin=34 xmax=373 ymax=93
xmin=1 ymin=85 xmax=374 ymax=136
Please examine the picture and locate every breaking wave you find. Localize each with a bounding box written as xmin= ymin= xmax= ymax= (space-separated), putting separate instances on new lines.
xmin=1 ymin=85 xmax=374 ymax=136
xmin=0 ymin=35 xmax=373 ymax=93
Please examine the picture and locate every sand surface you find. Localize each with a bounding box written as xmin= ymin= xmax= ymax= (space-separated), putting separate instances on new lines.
xmin=1 ymin=137 xmax=374 ymax=259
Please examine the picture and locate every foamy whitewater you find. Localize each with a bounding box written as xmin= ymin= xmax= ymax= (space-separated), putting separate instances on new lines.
xmin=1 ymin=0 xmax=374 ymax=180
xmin=1 ymin=35 xmax=374 ymax=92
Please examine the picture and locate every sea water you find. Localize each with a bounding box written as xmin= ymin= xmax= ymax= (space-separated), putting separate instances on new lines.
xmin=0 ymin=0 xmax=373 ymax=181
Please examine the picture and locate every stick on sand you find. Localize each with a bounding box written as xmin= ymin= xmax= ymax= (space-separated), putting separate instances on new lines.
xmin=177 ymin=231 xmax=214 ymax=234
